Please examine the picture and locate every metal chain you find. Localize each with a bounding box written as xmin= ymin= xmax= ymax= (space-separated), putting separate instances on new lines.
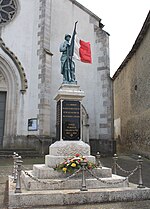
xmin=59 ymin=168 xmax=82 ymax=183
xmin=86 ymin=168 xmax=127 ymax=184
xmin=22 ymin=165 xmax=31 ymax=170
xmin=86 ymin=166 xmax=138 ymax=185
xmin=116 ymin=163 xmax=138 ymax=174
xmin=126 ymin=166 xmax=138 ymax=179
xmin=22 ymin=167 xmax=82 ymax=185
xmin=22 ymin=164 xmax=139 ymax=187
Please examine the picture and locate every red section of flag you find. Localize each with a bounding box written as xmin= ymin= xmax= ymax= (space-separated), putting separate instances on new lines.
xmin=79 ymin=40 xmax=92 ymax=63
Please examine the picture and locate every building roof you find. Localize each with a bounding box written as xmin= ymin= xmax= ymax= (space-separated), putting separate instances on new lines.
xmin=69 ymin=0 xmax=104 ymax=28
xmin=112 ymin=10 xmax=150 ymax=80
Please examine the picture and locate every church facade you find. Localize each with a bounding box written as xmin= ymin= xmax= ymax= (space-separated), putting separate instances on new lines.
xmin=0 ymin=0 xmax=113 ymax=155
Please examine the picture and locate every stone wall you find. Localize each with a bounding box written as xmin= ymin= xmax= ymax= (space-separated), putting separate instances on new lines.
xmin=113 ymin=22 xmax=150 ymax=158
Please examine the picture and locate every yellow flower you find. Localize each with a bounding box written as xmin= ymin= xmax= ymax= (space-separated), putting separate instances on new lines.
xmin=62 ymin=167 xmax=67 ymax=173
xmin=71 ymin=163 xmax=76 ymax=167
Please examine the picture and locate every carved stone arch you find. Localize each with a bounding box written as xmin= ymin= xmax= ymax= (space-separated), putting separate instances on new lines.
xmin=0 ymin=55 xmax=18 ymax=146
xmin=0 ymin=38 xmax=28 ymax=93
xmin=0 ymin=70 xmax=7 ymax=90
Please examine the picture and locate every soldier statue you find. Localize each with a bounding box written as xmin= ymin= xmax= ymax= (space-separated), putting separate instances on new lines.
xmin=59 ymin=34 xmax=76 ymax=83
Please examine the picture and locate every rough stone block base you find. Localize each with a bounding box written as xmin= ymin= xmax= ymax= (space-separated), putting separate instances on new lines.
xmin=45 ymin=140 xmax=96 ymax=167
xmin=48 ymin=141 xmax=91 ymax=156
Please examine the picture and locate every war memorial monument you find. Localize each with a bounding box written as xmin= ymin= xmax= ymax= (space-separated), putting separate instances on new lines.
xmin=8 ymin=29 xmax=150 ymax=208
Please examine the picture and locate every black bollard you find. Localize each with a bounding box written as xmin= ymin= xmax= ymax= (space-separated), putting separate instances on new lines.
xmin=80 ymin=161 xmax=88 ymax=191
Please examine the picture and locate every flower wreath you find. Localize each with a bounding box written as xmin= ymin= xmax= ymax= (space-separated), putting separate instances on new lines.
xmin=54 ymin=153 xmax=96 ymax=174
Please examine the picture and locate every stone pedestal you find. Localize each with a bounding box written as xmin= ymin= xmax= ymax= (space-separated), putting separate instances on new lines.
xmin=55 ymin=84 xmax=85 ymax=141
xmin=45 ymin=83 xmax=95 ymax=168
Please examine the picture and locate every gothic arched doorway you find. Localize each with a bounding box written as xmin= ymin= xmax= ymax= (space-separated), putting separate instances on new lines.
xmin=0 ymin=56 xmax=18 ymax=147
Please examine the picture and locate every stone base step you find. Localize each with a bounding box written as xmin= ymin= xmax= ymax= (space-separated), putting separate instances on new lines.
xmin=0 ymin=148 xmax=41 ymax=158
xmin=22 ymin=170 xmax=128 ymax=191
xmin=32 ymin=164 xmax=112 ymax=179
xmin=8 ymin=176 xmax=150 ymax=208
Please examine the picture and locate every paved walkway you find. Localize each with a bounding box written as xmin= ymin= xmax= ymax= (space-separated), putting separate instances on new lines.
xmin=0 ymin=155 xmax=150 ymax=209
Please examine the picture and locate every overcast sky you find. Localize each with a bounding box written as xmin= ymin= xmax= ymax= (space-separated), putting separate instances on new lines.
xmin=77 ymin=0 xmax=149 ymax=76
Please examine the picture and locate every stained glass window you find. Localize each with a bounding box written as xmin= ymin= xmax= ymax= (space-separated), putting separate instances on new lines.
xmin=0 ymin=0 xmax=17 ymax=25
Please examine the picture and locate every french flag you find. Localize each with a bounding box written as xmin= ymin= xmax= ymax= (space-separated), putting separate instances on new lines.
xmin=70 ymin=22 xmax=92 ymax=64
xmin=74 ymin=36 xmax=92 ymax=63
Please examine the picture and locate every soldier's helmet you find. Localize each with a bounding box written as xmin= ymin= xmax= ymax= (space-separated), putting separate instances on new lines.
xmin=65 ymin=34 xmax=71 ymax=40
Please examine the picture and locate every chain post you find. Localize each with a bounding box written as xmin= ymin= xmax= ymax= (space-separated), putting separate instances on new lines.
xmin=12 ymin=152 xmax=16 ymax=176
xmin=15 ymin=156 xmax=23 ymax=193
xmin=113 ymin=153 xmax=118 ymax=175
xmin=12 ymin=152 xmax=19 ymax=183
xmin=137 ymin=155 xmax=145 ymax=188
xmin=80 ymin=161 xmax=88 ymax=191
xmin=96 ymin=151 xmax=102 ymax=168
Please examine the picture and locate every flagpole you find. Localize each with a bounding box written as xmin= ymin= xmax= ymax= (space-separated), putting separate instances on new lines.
xmin=70 ymin=21 xmax=78 ymax=61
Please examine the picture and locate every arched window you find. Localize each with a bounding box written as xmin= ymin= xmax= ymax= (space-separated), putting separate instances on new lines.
xmin=0 ymin=0 xmax=18 ymax=26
